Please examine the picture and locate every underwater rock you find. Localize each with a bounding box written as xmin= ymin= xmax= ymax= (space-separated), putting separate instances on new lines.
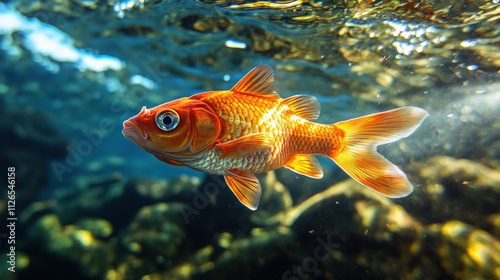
xmin=17 ymin=174 xmax=201 ymax=279
xmin=403 ymin=156 xmax=500 ymax=229
xmin=483 ymin=214 xmax=500 ymax=240
xmin=24 ymin=214 xmax=114 ymax=279
xmin=120 ymin=202 xmax=189 ymax=276
xmin=259 ymin=179 xmax=423 ymax=279
xmin=52 ymin=173 xmax=200 ymax=229
xmin=244 ymin=175 xmax=500 ymax=279
xmin=156 ymin=227 xmax=295 ymax=280
xmin=75 ymin=217 xmax=114 ymax=239
xmin=275 ymin=179 xmax=422 ymax=234
xmin=410 ymin=220 xmax=500 ymax=279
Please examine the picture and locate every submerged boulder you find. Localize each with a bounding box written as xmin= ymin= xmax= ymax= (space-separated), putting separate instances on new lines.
xmin=403 ymin=156 xmax=500 ymax=228
xmin=25 ymin=214 xmax=114 ymax=279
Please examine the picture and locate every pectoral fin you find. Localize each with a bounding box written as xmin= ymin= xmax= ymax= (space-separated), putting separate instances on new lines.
xmin=284 ymin=154 xmax=324 ymax=179
xmin=216 ymin=132 xmax=273 ymax=158
xmin=224 ymin=169 xmax=262 ymax=210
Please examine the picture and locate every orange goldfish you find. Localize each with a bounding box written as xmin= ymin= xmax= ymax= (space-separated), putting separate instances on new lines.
xmin=123 ymin=65 xmax=428 ymax=210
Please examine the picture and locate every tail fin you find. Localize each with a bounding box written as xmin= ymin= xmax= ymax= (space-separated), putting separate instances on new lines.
xmin=331 ymin=107 xmax=428 ymax=198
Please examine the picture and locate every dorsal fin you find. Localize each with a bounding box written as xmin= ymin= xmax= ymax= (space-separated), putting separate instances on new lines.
xmin=231 ymin=65 xmax=279 ymax=98
xmin=283 ymin=94 xmax=320 ymax=120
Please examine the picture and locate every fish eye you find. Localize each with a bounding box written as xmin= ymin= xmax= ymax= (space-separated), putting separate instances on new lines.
xmin=156 ymin=110 xmax=179 ymax=131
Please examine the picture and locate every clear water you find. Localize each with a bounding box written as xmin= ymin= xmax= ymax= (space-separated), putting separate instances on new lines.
xmin=0 ymin=0 xmax=499 ymax=279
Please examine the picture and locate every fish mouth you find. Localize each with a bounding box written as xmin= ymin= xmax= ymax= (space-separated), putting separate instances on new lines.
xmin=122 ymin=120 xmax=148 ymax=140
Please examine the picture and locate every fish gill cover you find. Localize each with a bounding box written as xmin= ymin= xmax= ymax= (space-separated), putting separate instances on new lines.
xmin=0 ymin=0 xmax=499 ymax=279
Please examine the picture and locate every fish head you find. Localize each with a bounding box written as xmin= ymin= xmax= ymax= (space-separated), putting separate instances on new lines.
xmin=122 ymin=97 xmax=223 ymax=162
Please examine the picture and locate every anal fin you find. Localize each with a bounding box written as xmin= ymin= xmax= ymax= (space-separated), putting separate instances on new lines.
xmin=224 ymin=169 xmax=262 ymax=210
xmin=284 ymin=154 xmax=323 ymax=179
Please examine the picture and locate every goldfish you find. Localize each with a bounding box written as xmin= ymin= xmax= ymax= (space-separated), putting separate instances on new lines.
xmin=123 ymin=65 xmax=428 ymax=210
